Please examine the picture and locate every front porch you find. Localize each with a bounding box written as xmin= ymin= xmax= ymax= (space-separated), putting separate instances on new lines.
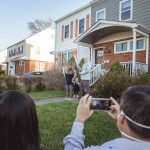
xmin=75 ymin=20 xmax=150 ymax=85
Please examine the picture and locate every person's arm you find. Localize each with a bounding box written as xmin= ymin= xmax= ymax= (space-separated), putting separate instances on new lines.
xmin=63 ymin=95 xmax=93 ymax=150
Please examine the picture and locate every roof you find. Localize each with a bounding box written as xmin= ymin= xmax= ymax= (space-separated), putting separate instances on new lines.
xmin=55 ymin=3 xmax=91 ymax=23
xmin=75 ymin=20 xmax=150 ymax=44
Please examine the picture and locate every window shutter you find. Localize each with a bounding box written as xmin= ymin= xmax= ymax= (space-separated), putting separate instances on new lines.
xmin=75 ymin=19 xmax=78 ymax=38
xmin=61 ymin=25 xmax=64 ymax=41
xmin=86 ymin=14 xmax=90 ymax=30
xmin=70 ymin=21 xmax=73 ymax=39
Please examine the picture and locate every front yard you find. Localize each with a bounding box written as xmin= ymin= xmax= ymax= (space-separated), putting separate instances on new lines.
xmin=28 ymin=90 xmax=65 ymax=100
xmin=38 ymin=101 xmax=120 ymax=150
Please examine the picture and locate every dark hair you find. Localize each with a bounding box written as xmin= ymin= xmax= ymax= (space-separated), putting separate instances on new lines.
xmin=120 ymin=85 xmax=150 ymax=139
xmin=0 ymin=90 xmax=40 ymax=150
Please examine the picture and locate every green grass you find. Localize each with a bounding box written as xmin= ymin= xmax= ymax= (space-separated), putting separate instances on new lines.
xmin=37 ymin=101 xmax=120 ymax=150
xmin=28 ymin=90 xmax=65 ymax=100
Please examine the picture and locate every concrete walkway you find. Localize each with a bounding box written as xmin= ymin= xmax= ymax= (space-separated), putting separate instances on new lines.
xmin=34 ymin=97 xmax=78 ymax=106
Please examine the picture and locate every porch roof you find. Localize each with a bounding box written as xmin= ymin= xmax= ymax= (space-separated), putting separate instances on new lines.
xmin=75 ymin=20 xmax=150 ymax=45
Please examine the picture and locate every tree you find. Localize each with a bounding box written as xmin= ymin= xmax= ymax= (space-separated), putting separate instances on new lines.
xmin=28 ymin=17 xmax=54 ymax=34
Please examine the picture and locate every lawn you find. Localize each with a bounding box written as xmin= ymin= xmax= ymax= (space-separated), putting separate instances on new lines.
xmin=28 ymin=90 xmax=65 ymax=100
xmin=37 ymin=101 xmax=120 ymax=150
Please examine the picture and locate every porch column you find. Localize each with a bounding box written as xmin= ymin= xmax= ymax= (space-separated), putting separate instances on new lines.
xmin=132 ymin=28 xmax=137 ymax=75
xmin=90 ymin=47 xmax=93 ymax=63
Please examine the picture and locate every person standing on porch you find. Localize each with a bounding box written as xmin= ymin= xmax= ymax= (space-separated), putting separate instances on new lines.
xmin=79 ymin=59 xmax=92 ymax=96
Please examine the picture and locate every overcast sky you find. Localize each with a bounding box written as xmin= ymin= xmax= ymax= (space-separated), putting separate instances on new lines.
xmin=0 ymin=0 xmax=91 ymax=50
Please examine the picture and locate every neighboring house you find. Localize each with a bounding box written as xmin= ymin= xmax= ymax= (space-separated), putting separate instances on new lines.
xmin=75 ymin=0 xmax=150 ymax=84
xmin=0 ymin=48 xmax=8 ymax=74
xmin=55 ymin=3 xmax=91 ymax=68
xmin=7 ymin=27 xmax=55 ymax=76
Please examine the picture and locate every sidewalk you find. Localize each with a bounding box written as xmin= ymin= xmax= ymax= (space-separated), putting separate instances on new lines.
xmin=34 ymin=97 xmax=78 ymax=106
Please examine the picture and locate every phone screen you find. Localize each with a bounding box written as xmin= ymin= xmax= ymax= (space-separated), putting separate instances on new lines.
xmin=90 ymin=98 xmax=111 ymax=110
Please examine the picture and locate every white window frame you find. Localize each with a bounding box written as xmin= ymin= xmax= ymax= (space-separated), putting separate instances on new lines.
xmin=96 ymin=8 xmax=106 ymax=22
xmin=129 ymin=37 xmax=145 ymax=51
xmin=119 ymin=0 xmax=133 ymax=21
xmin=114 ymin=37 xmax=145 ymax=54
xmin=61 ymin=50 xmax=73 ymax=66
xmin=78 ymin=18 xmax=85 ymax=35
xmin=19 ymin=61 xmax=24 ymax=66
xmin=114 ymin=41 xmax=128 ymax=54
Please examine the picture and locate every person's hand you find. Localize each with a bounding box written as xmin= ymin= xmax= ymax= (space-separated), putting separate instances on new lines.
xmin=107 ymin=97 xmax=120 ymax=120
xmin=75 ymin=94 xmax=93 ymax=124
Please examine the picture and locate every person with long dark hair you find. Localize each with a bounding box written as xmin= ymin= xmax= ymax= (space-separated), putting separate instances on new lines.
xmin=0 ymin=90 xmax=40 ymax=150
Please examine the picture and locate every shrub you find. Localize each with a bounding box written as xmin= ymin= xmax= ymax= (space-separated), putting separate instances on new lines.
xmin=22 ymin=77 xmax=34 ymax=93
xmin=0 ymin=76 xmax=6 ymax=93
xmin=132 ymin=72 xmax=150 ymax=85
xmin=5 ymin=76 xmax=18 ymax=90
xmin=91 ymin=62 xmax=131 ymax=100
xmin=34 ymin=77 xmax=46 ymax=92
xmin=45 ymin=68 xmax=64 ymax=90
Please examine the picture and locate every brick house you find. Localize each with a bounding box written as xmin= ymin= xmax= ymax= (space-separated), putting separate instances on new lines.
xmin=7 ymin=27 xmax=55 ymax=76
xmin=55 ymin=4 xmax=91 ymax=68
xmin=75 ymin=0 xmax=150 ymax=83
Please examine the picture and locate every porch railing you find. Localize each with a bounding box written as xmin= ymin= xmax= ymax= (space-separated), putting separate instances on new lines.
xmin=120 ymin=62 xmax=148 ymax=76
xmin=89 ymin=64 xmax=102 ymax=86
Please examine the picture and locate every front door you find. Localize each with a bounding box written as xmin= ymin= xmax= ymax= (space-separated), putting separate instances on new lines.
xmin=95 ymin=48 xmax=104 ymax=64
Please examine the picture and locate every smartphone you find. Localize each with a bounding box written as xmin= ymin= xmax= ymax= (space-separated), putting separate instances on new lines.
xmin=89 ymin=98 xmax=112 ymax=111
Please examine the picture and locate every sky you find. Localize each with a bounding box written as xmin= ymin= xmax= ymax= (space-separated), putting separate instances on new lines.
xmin=0 ymin=0 xmax=91 ymax=50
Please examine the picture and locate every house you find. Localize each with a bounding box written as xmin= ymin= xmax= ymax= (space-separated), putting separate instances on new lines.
xmin=54 ymin=3 xmax=91 ymax=68
xmin=0 ymin=48 xmax=8 ymax=74
xmin=7 ymin=27 xmax=55 ymax=76
xmin=74 ymin=0 xmax=150 ymax=85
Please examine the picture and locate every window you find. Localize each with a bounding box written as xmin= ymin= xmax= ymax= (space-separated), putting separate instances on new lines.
xmin=120 ymin=0 xmax=132 ymax=21
xmin=65 ymin=25 xmax=69 ymax=39
xmin=79 ymin=19 xmax=85 ymax=34
xmin=61 ymin=51 xmax=73 ymax=66
xmin=19 ymin=61 xmax=24 ymax=66
xmin=62 ymin=52 xmax=67 ymax=66
xmin=130 ymin=39 xmax=145 ymax=50
xmin=68 ymin=51 xmax=73 ymax=61
xmin=96 ymin=8 xmax=106 ymax=22
xmin=115 ymin=42 xmax=128 ymax=52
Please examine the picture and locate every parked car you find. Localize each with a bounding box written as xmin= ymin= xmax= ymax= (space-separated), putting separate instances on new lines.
xmin=22 ymin=71 xmax=46 ymax=78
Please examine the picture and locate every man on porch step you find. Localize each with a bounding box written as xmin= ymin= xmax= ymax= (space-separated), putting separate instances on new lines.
xmin=79 ymin=59 xmax=92 ymax=96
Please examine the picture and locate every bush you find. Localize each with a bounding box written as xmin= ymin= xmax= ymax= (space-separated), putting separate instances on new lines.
xmin=45 ymin=68 xmax=64 ymax=90
xmin=34 ymin=77 xmax=46 ymax=92
xmin=91 ymin=62 xmax=131 ymax=99
xmin=0 ymin=76 xmax=6 ymax=93
xmin=5 ymin=76 xmax=18 ymax=90
xmin=132 ymin=72 xmax=150 ymax=85
xmin=22 ymin=77 xmax=34 ymax=93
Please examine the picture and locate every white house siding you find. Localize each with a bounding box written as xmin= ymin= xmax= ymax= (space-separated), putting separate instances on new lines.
xmin=55 ymin=5 xmax=91 ymax=66
xmin=0 ymin=49 xmax=7 ymax=64
xmin=26 ymin=27 xmax=55 ymax=62
xmin=7 ymin=27 xmax=55 ymax=75
xmin=7 ymin=41 xmax=26 ymax=75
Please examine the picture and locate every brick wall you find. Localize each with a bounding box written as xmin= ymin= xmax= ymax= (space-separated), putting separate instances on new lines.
xmin=93 ymin=39 xmax=147 ymax=69
xmin=15 ymin=60 xmax=52 ymax=75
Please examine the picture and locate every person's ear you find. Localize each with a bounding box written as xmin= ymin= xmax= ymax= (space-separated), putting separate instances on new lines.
xmin=118 ymin=114 xmax=126 ymax=126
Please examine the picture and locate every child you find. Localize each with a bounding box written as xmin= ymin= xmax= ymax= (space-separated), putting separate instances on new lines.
xmin=72 ymin=76 xmax=80 ymax=98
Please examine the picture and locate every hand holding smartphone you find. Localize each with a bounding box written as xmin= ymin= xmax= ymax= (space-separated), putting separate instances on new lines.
xmin=89 ymin=97 xmax=112 ymax=111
